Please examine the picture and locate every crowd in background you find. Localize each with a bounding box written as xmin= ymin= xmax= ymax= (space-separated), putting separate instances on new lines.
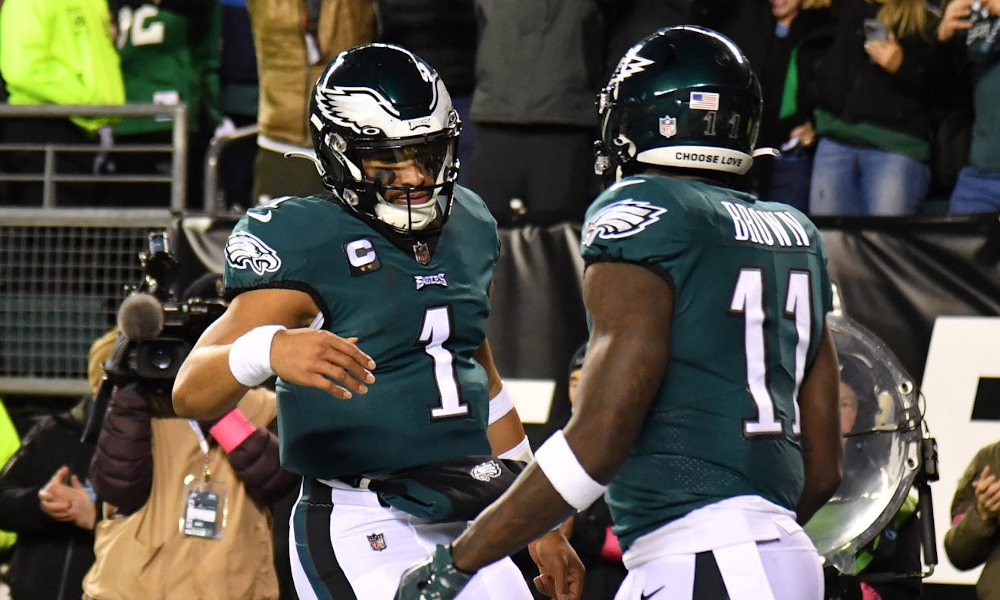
xmin=0 ymin=1 xmax=999 ymax=600
xmin=0 ymin=0 xmax=997 ymax=219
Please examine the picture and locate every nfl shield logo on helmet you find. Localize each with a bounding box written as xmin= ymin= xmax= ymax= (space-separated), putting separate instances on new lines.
xmin=659 ymin=116 xmax=677 ymax=138
xmin=367 ymin=532 xmax=387 ymax=552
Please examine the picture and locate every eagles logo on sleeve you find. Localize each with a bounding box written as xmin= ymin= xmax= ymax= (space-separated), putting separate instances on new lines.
xmin=225 ymin=231 xmax=282 ymax=276
xmin=582 ymin=199 xmax=668 ymax=246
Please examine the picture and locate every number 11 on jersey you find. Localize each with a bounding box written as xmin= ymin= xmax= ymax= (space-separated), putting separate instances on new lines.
xmin=730 ymin=268 xmax=812 ymax=436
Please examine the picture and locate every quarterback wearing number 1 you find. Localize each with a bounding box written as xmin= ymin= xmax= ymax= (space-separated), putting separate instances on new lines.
xmin=173 ymin=43 xmax=582 ymax=600
xmin=396 ymin=26 xmax=843 ymax=600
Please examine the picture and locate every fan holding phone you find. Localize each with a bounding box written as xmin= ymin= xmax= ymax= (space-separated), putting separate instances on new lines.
xmin=807 ymin=0 xmax=944 ymax=217
xmin=937 ymin=0 xmax=1000 ymax=214
xmin=863 ymin=17 xmax=903 ymax=72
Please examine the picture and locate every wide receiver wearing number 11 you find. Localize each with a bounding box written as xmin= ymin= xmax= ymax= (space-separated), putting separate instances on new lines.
xmin=172 ymin=43 xmax=582 ymax=600
xmin=395 ymin=26 xmax=843 ymax=600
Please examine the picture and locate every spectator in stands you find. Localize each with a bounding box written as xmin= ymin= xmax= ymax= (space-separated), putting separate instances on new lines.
xmin=218 ymin=0 xmax=259 ymax=210
xmin=374 ymin=0 xmax=478 ymax=185
xmin=944 ymin=440 xmax=1000 ymax=600
xmin=81 ymin=278 xmax=299 ymax=600
xmin=694 ymin=0 xmax=835 ymax=212
xmin=0 ymin=0 xmax=124 ymax=206
xmin=807 ymin=0 xmax=943 ymax=216
xmin=246 ymin=0 xmax=374 ymax=205
xmin=110 ymin=0 xmax=223 ymax=208
xmin=464 ymin=0 xmax=609 ymax=226
xmin=561 ymin=343 xmax=627 ymax=600
xmin=0 ymin=329 xmax=116 ymax=600
xmin=939 ymin=0 xmax=1000 ymax=214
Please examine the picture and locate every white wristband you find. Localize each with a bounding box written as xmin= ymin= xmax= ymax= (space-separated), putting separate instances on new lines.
xmin=229 ymin=325 xmax=286 ymax=387
xmin=488 ymin=384 xmax=516 ymax=425
xmin=535 ymin=430 xmax=607 ymax=511
xmin=498 ymin=436 xmax=533 ymax=463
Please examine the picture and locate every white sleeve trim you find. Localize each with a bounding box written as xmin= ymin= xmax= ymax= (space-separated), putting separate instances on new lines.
xmin=534 ymin=430 xmax=607 ymax=511
xmin=498 ymin=436 xmax=533 ymax=463
xmin=488 ymin=384 xmax=515 ymax=425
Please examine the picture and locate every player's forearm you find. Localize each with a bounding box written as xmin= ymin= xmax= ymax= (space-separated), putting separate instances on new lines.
xmin=172 ymin=345 xmax=248 ymax=419
xmin=796 ymin=324 xmax=842 ymax=524
xmin=797 ymin=438 xmax=843 ymax=524
xmin=487 ymin=409 xmax=527 ymax=456
xmin=451 ymin=463 xmax=576 ymax=573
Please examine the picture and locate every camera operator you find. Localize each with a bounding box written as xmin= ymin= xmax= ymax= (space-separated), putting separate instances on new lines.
xmin=81 ymin=273 xmax=299 ymax=600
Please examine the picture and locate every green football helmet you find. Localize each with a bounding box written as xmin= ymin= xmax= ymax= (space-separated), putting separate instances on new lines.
xmin=309 ymin=43 xmax=461 ymax=236
xmin=595 ymin=26 xmax=765 ymax=181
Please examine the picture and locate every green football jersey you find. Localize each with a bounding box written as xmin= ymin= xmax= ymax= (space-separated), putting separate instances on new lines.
xmin=224 ymin=188 xmax=499 ymax=479
xmin=580 ymin=175 xmax=833 ymax=550
xmin=114 ymin=4 xmax=221 ymax=136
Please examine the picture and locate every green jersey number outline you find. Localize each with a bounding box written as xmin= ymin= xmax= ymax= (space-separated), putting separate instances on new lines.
xmin=730 ymin=268 xmax=812 ymax=437
xmin=417 ymin=305 xmax=471 ymax=420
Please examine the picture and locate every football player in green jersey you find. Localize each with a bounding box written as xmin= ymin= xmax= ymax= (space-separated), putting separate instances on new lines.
xmin=396 ymin=26 xmax=844 ymax=600
xmin=172 ymin=43 xmax=582 ymax=600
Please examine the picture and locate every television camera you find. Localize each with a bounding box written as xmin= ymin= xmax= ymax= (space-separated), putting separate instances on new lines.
xmin=81 ymin=231 xmax=227 ymax=443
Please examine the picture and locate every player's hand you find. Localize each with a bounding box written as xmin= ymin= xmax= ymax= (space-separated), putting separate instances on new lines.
xmin=865 ymin=31 xmax=904 ymax=74
xmin=38 ymin=466 xmax=97 ymax=530
xmin=270 ymin=329 xmax=375 ymax=399
xmin=528 ymin=529 xmax=585 ymax=600
xmin=394 ymin=544 xmax=472 ymax=600
xmin=974 ymin=464 xmax=1000 ymax=522
xmin=938 ymin=0 xmax=973 ymax=41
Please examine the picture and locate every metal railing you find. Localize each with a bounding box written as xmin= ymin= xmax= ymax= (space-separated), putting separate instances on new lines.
xmin=0 ymin=211 xmax=174 ymax=396
xmin=0 ymin=103 xmax=189 ymax=211
xmin=0 ymin=103 xmax=263 ymax=395
xmin=0 ymin=103 xmax=194 ymax=395
xmin=202 ymin=123 xmax=258 ymax=214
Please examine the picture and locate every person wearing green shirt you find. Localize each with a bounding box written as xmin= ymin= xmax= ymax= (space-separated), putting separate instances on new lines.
xmin=110 ymin=0 xmax=222 ymax=207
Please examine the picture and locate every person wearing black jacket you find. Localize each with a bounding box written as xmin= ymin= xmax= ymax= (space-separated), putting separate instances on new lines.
xmin=0 ymin=403 xmax=97 ymax=600
xmin=805 ymin=0 xmax=944 ymax=216
xmin=693 ymin=0 xmax=835 ymax=211
xmin=0 ymin=327 xmax=118 ymax=600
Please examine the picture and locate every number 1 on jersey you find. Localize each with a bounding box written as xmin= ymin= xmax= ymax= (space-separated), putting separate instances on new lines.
xmin=418 ymin=306 xmax=470 ymax=419
xmin=730 ymin=268 xmax=811 ymax=436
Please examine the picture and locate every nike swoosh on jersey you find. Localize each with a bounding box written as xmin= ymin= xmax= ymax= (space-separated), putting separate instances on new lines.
xmin=247 ymin=210 xmax=272 ymax=223
xmin=640 ymin=586 xmax=665 ymax=600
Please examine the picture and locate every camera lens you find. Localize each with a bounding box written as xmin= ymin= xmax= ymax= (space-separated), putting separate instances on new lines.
xmin=150 ymin=347 xmax=174 ymax=371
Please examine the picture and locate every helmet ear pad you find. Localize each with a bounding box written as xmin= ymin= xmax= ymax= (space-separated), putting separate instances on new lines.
xmin=313 ymin=134 xmax=382 ymax=213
